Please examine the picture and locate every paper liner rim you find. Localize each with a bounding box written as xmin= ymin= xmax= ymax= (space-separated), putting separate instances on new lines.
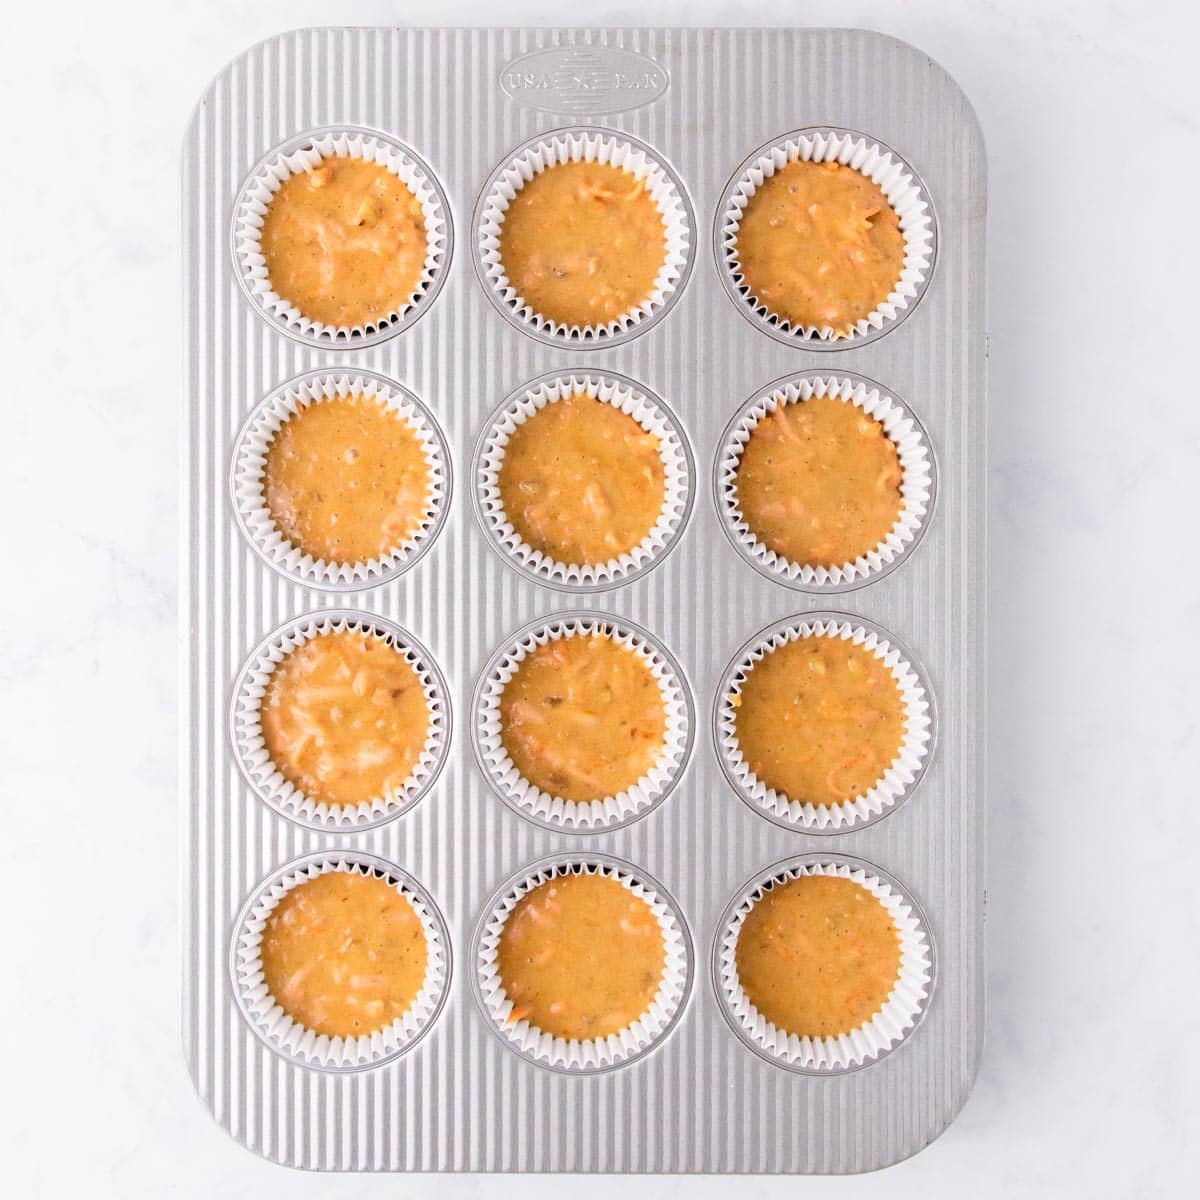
xmin=716 ymin=374 xmax=933 ymax=588
xmin=473 ymin=615 xmax=692 ymax=830
xmin=231 ymin=371 xmax=450 ymax=589
xmin=233 ymin=128 xmax=451 ymax=346
xmin=232 ymin=854 xmax=450 ymax=1071
xmin=718 ymin=128 xmax=934 ymax=343
xmin=475 ymin=372 xmax=693 ymax=588
xmin=716 ymin=859 xmax=932 ymax=1072
xmin=231 ymin=612 xmax=450 ymax=831
xmin=715 ymin=616 xmax=933 ymax=831
xmin=475 ymin=128 xmax=694 ymax=345
xmin=475 ymin=859 xmax=690 ymax=1071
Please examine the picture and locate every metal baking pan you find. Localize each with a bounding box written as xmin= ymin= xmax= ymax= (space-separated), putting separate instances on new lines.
xmin=182 ymin=25 xmax=986 ymax=1173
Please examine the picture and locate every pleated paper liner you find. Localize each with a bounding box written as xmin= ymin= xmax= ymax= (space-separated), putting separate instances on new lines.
xmin=471 ymin=612 xmax=694 ymax=833
xmin=473 ymin=369 xmax=694 ymax=592
xmin=473 ymin=126 xmax=695 ymax=348
xmin=231 ymin=610 xmax=450 ymax=832
xmin=472 ymin=855 xmax=692 ymax=1074
xmin=231 ymin=852 xmax=451 ymax=1073
xmin=232 ymin=126 xmax=452 ymax=349
xmin=714 ymin=371 xmax=935 ymax=592
xmin=231 ymin=369 xmax=451 ymax=591
xmin=715 ymin=127 xmax=935 ymax=349
xmin=714 ymin=612 xmax=935 ymax=833
xmin=713 ymin=854 xmax=933 ymax=1074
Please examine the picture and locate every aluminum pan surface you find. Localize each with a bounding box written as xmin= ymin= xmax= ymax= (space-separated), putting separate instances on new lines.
xmin=182 ymin=25 xmax=986 ymax=1173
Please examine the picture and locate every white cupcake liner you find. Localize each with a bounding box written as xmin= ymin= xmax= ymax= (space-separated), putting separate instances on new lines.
xmin=715 ymin=614 xmax=934 ymax=832
xmin=714 ymin=855 xmax=933 ymax=1073
xmin=231 ymin=611 xmax=450 ymax=832
xmin=230 ymin=369 xmax=451 ymax=591
xmin=474 ymin=127 xmax=695 ymax=347
xmin=473 ymin=855 xmax=692 ymax=1073
xmin=716 ymin=372 xmax=934 ymax=591
xmin=231 ymin=852 xmax=451 ymax=1072
xmin=471 ymin=613 xmax=693 ymax=831
xmin=473 ymin=370 xmax=694 ymax=591
xmin=232 ymin=127 xmax=451 ymax=348
xmin=717 ymin=127 xmax=935 ymax=347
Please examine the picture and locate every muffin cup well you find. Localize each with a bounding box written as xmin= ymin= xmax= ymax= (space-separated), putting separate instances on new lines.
xmin=473 ymin=126 xmax=695 ymax=348
xmin=471 ymin=612 xmax=693 ymax=832
xmin=231 ymin=852 xmax=451 ymax=1073
xmin=715 ymin=127 xmax=935 ymax=349
xmin=231 ymin=611 xmax=450 ymax=832
xmin=231 ymin=369 xmax=451 ymax=592
xmin=715 ymin=371 xmax=934 ymax=592
xmin=473 ymin=370 xmax=694 ymax=592
xmin=232 ymin=126 xmax=452 ymax=349
xmin=713 ymin=854 xmax=933 ymax=1074
xmin=714 ymin=613 xmax=934 ymax=832
xmin=472 ymin=855 xmax=692 ymax=1074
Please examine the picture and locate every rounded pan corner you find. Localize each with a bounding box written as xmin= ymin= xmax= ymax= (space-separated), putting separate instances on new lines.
xmin=182 ymin=25 xmax=356 ymax=157
xmin=836 ymin=26 xmax=988 ymax=178
xmin=856 ymin=1028 xmax=986 ymax=1174
xmin=178 ymin=1040 xmax=307 ymax=1172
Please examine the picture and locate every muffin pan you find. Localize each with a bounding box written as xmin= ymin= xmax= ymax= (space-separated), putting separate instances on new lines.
xmin=183 ymin=26 xmax=986 ymax=1174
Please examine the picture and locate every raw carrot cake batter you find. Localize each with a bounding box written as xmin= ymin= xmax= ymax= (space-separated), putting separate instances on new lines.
xmin=261 ymin=870 xmax=428 ymax=1039
xmin=497 ymin=872 xmax=664 ymax=1040
xmin=497 ymin=391 xmax=666 ymax=565
xmin=735 ymin=873 xmax=900 ymax=1038
xmin=499 ymin=633 xmax=666 ymax=803
xmin=735 ymin=160 xmax=904 ymax=334
xmin=263 ymin=392 xmax=432 ymax=565
xmin=260 ymin=628 xmax=429 ymax=808
xmin=734 ymin=394 xmax=903 ymax=567
xmin=731 ymin=635 xmax=903 ymax=806
xmin=260 ymin=155 xmax=427 ymax=328
xmin=498 ymin=160 xmax=666 ymax=327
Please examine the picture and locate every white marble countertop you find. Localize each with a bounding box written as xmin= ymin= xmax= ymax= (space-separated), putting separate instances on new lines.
xmin=3 ymin=0 xmax=1197 ymax=1195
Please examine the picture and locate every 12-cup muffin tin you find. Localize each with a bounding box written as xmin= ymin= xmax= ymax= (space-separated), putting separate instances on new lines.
xmin=182 ymin=26 xmax=986 ymax=1173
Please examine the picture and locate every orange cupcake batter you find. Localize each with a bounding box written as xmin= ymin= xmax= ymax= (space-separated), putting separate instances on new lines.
xmin=260 ymin=628 xmax=429 ymax=808
xmin=261 ymin=870 xmax=428 ymax=1039
xmin=734 ymin=395 xmax=903 ymax=567
xmin=498 ymin=391 xmax=666 ymax=565
xmin=499 ymin=633 xmax=666 ymax=803
xmin=735 ymin=873 xmax=900 ymax=1038
xmin=497 ymin=871 xmax=665 ymax=1040
xmin=736 ymin=160 xmax=904 ymax=334
xmin=260 ymin=155 xmax=427 ymax=328
xmin=732 ymin=635 xmax=903 ymax=806
xmin=499 ymin=160 xmax=666 ymax=327
xmin=263 ymin=393 xmax=432 ymax=564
